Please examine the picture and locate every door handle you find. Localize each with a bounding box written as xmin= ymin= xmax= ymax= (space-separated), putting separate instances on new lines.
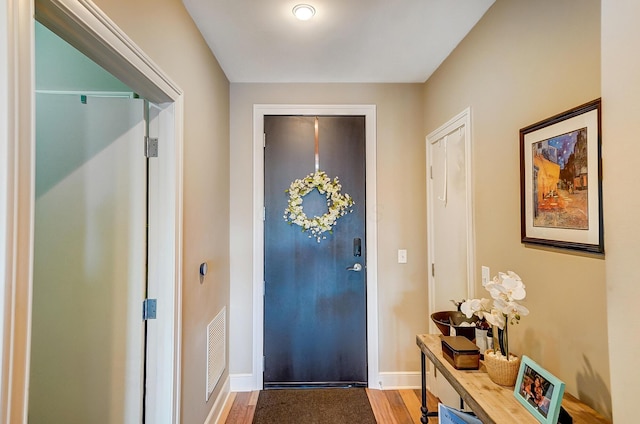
xmin=346 ymin=263 xmax=362 ymax=272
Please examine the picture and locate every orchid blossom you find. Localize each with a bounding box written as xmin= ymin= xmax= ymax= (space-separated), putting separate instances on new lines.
xmin=460 ymin=271 xmax=529 ymax=358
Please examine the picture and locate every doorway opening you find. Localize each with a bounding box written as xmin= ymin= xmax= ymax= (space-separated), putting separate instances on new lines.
xmin=30 ymin=21 xmax=164 ymax=423
xmin=2 ymin=0 xmax=184 ymax=421
xmin=263 ymin=115 xmax=367 ymax=388
xmin=252 ymin=105 xmax=379 ymax=390
xmin=425 ymin=107 xmax=476 ymax=407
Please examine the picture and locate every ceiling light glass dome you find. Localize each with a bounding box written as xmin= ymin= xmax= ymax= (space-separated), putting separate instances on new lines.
xmin=292 ymin=4 xmax=316 ymax=21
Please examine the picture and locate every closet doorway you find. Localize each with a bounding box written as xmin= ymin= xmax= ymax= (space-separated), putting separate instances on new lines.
xmin=11 ymin=2 xmax=185 ymax=421
xmin=30 ymin=22 xmax=153 ymax=423
xmin=426 ymin=108 xmax=476 ymax=407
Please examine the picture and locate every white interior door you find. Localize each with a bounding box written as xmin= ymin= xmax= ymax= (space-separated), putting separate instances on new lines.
xmin=144 ymin=101 xmax=178 ymax=423
xmin=426 ymin=108 xmax=475 ymax=407
xmin=30 ymin=93 xmax=146 ymax=423
xmin=428 ymin=124 xmax=472 ymax=311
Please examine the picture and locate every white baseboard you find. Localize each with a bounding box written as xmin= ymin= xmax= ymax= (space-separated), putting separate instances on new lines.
xmin=204 ymin=375 xmax=230 ymax=424
xmin=230 ymin=373 xmax=257 ymax=392
xmin=376 ymin=371 xmax=422 ymax=389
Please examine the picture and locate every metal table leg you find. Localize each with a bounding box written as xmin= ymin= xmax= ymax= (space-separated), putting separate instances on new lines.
xmin=421 ymin=351 xmax=429 ymax=423
xmin=420 ymin=350 xmax=440 ymax=423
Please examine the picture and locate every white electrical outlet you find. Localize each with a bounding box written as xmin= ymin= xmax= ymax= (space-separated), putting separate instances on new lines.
xmin=481 ymin=266 xmax=490 ymax=286
xmin=398 ymin=249 xmax=407 ymax=264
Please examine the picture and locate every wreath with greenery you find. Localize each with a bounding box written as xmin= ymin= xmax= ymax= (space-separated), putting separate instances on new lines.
xmin=283 ymin=170 xmax=354 ymax=242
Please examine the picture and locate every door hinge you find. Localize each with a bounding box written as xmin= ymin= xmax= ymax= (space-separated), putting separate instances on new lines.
xmin=263 ymin=206 xmax=266 ymax=221
xmin=262 ymin=356 xmax=265 ymax=372
xmin=145 ymin=136 xmax=158 ymax=158
xmin=432 ymin=263 xmax=435 ymax=277
xmin=143 ymin=298 xmax=157 ymax=320
xmin=263 ymin=133 xmax=266 ymax=148
xmin=430 ymin=166 xmax=433 ymax=179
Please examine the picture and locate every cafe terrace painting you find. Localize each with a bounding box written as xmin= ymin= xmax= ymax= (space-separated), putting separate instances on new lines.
xmin=532 ymin=128 xmax=588 ymax=230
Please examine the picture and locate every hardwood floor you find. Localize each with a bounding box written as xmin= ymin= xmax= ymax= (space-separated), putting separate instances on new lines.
xmin=220 ymin=388 xmax=440 ymax=424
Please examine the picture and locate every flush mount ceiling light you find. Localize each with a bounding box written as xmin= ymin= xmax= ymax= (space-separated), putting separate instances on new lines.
xmin=292 ymin=4 xmax=316 ymax=21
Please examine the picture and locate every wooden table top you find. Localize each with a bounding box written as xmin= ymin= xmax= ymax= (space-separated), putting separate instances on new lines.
xmin=416 ymin=334 xmax=610 ymax=424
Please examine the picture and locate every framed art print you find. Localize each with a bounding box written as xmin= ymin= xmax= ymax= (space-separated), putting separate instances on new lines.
xmin=514 ymin=355 xmax=566 ymax=424
xmin=520 ymin=99 xmax=603 ymax=254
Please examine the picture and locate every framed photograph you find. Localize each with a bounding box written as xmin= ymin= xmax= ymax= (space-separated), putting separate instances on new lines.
xmin=514 ymin=355 xmax=566 ymax=424
xmin=520 ymin=99 xmax=603 ymax=254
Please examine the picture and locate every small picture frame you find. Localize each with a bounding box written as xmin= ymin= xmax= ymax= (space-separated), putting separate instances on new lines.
xmin=514 ymin=355 xmax=566 ymax=424
xmin=520 ymin=99 xmax=603 ymax=254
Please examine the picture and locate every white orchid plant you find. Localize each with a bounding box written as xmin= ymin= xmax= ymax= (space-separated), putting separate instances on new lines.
xmin=460 ymin=271 xmax=529 ymax=358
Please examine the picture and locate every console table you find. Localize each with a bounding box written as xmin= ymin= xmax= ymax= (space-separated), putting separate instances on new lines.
xmin=416 ymin=334 xmax=611 ymax=424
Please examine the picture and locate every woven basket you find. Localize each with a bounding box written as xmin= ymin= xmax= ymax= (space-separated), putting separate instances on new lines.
xmin=484 ymin=350 xmax=521 ymax=386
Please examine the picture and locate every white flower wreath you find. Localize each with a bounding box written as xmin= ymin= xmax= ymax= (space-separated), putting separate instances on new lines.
xmin=283 ymin=170 xmax=354 ymax=242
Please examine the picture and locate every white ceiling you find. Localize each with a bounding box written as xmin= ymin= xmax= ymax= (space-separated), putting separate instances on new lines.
xmin=182 ymin=0 xmax=495 ymax=83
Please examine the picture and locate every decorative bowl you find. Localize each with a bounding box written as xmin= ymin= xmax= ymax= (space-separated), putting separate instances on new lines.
xmin=430 ymin=311 xmax=479 ymax=341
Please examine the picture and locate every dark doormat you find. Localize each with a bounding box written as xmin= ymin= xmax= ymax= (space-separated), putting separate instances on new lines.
xmin=252 ymin=388 xmax=377 ymax=424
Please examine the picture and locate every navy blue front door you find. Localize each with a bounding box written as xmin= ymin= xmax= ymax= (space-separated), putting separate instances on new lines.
xmin=263 ymin=115 xmax=367 ymax=387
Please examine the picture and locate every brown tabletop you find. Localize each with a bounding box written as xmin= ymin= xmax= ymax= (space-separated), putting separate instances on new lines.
xmin=416 ymin=334 xmax=610 ymax=424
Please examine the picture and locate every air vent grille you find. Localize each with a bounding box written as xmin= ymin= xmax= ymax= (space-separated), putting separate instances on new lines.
xmin=206 ymin=307 xmax=226 ymax=400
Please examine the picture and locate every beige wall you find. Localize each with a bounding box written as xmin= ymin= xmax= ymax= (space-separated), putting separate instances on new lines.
xmin=89 ymin=0 xmax=230 ymax=422
xmin=602 ymin=1 xmax=640 ymax=422
xmin=423 ymin=0 xmax=610 ymax=418
xmin=229 ymin=84 xmax=429 ymax=379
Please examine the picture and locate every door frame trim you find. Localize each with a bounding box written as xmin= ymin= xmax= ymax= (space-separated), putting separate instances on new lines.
xmin=252 ymin=104 xmax=379 ymax=389
xmin=2 ymin=0 xmax=184 ymax=422
xmin=426 ymin=107 xmax=476 ymax=334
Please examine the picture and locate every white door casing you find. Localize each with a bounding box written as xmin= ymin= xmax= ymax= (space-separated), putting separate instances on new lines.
xmin=252 ymin=105 xmax=378 ymax=390
xmin=3 ymin=0 xmax=184 ymax=422
xmin=427 ymin=107 xmax=476 ymax=317
xmin=426 ymin=107 xmax=476 ymax=406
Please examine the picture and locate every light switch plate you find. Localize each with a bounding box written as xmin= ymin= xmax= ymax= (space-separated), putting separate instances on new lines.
xmin=398 ymin=249 xmax=407 ymax=264
xmin=482 ymin=266 xmax=490 ymax=286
